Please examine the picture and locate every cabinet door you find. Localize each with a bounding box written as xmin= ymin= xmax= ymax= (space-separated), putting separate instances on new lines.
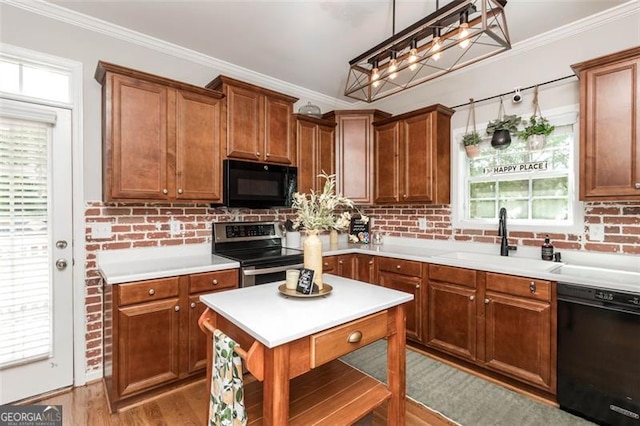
xmin=225 ymin=85 xmax=262 ymax=161
xmin=483 ymin=291 xmax=553 ymax=391
xmin=186 ymin=294 xmax=209 ymax=375
xmin=580 ymin=56 xmax=640 ymax=200
xmin=378 ymin=271 xmax=423 ymax=343
xmin=265 ymin=96 xmax=295 ymax=165
xmin=336 ymin=255 xmax=355 ymax=279
xmin=322 ymin=256 xmax=337 ymax=274
xmin=355 ymin=255 xmax=376 ymax=284
xmin=108 ymin=74 xmax=169 ymax=200
xmin=374 ymin=121 xmax=400 ymax=203
xmin=317 ymin=124 xmax=336 ymax=188
xmin=175 ymin=90 xmax=223 ymax=202
xmin=296 ymin=119 xmax=318 ymax=194
xmin=427 ymin=281 xmax=477 ymax=362
xmin=117 ymin=298 xmax=180 ymax=397
xmin=337 ymin=115 xmax=374 ymax=203
xmin=402 ymin=113 xmax=433 ymax=203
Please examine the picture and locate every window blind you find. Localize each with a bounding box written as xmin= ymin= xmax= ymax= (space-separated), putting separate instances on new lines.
xmin=0 ymin=116 xmax=52 ymax=369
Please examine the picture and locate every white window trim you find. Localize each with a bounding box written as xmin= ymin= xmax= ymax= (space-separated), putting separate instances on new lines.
xmin=1 ymin=43 xmax=87 ymax=385
xmin=451 ymin=104 xmax=584 ymax=235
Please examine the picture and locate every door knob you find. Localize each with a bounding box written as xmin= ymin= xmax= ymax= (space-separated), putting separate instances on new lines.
xmin=55 ymin=259 xmax=68 ymax=270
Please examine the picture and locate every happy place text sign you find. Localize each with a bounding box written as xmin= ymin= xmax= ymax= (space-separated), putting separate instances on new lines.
xmin=484 ymin=161 xmax=548 ymax=176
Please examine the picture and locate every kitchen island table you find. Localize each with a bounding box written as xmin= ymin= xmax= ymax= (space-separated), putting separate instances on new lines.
xmin=198 ymin=274 xmax=413 ymax=425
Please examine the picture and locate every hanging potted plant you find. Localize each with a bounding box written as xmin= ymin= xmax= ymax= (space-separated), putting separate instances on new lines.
xmin=486 ymin=97 xmax=521 ymax=150
xmin=462 ymin=98 xmax=482 ymax=158
xmin=517 ymin=86 xmax=555 ymax=150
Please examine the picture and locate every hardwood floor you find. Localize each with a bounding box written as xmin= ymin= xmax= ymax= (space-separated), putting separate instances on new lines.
xmin=32 ymin=378 xmax=452 ymax=425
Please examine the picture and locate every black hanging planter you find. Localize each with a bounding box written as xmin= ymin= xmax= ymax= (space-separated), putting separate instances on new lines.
xmin=491 ymin=129 xmax=512 ymax=149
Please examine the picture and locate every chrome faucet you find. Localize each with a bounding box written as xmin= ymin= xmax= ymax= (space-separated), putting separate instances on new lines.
xmin=498 ymin=207 xmax=517 ymax=256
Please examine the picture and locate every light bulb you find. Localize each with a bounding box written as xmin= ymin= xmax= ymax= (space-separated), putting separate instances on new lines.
xmin=459 ymin=22 xmax=470 ymax=49
xmin=372 ymin=80 xmax=380 ymax=88
xmin=408 ymin=48 xmax=418 ymax=64
xmin=389 ymin=72 xmax=397 ymax=80
xmin=432 ymin=37 xmax=442 ymax=61
xmin=389 ymin=59 xmax=398 ymax=73
xmin=371 ymin=67 xmax=380 ymax=81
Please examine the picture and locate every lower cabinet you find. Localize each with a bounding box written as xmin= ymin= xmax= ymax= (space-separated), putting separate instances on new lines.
xmin=354 ymin=254 xmax=377 ymax=283
xmin=427 ymin=264 xmax=556 ymax=393
xmin=323 ymin=254 xmax=355 ymax=279
xmin=104 ymin=269 xmax=239 ymax=411
xmin=377 ymin=258 xmax=425 ymax=343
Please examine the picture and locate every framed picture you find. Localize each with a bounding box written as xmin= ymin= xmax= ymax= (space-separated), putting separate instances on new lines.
xmin=349 ymin=216 xmax=370 ymax=244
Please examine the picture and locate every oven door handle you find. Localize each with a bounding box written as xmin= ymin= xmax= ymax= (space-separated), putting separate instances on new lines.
xmin=242 ymin=263 xmax=304 ymax=276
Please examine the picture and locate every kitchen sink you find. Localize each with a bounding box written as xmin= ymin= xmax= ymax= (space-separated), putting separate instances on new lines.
xmin=552 ymin=264 xmax=640 ymax=285
xmin=433 ymin=251 xmax=563 ymax=272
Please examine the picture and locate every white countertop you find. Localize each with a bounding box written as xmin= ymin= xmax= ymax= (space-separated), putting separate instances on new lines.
xmin=96 ymin=237 xmax=639 ymax=293
xmin=199 ymin=274 xmax=413 ymax=348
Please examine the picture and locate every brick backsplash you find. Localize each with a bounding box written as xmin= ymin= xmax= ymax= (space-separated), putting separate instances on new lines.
xmin=83 ymin=200 xmax=639 ymax=375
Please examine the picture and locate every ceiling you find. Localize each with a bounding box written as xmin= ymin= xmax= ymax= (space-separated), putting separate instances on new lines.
xmin=47 ymin=0 xmax=629 ymax=102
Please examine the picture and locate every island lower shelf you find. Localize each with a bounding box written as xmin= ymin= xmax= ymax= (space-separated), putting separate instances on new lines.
xmin=244 ymin=358 xmax=391 ymax=425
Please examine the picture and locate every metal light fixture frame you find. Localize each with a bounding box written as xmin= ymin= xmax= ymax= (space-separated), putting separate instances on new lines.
xmin=344 ymin=0 xmax=510 ymax=103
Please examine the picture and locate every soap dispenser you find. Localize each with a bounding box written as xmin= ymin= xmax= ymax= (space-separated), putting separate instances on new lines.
xmin=541 ymin=235 xmax=554 ymax=261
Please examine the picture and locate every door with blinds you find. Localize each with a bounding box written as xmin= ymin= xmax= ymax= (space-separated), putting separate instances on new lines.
xmin=0 ymin=99 xmax=73 ymax=403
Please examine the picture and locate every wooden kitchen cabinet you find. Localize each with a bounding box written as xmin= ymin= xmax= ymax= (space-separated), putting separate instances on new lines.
xmin=103 ymin=269 xmax=238 ymax=411
xmin=206 ymin=75 xmax=298 ymax=165
xmin=324 ymin=110 xmax=391 ymax=204
xmin=295 ymin=114 xmax=336 ymax=194
xmin=483 ymin=273 xmax=555 ymax=393
xmin=95 ymin=62 xmax=224 ymax=203
xmin=354 ymin=254 xmax=377 ymax=284
xmin=377 ymin=258 xmax=425 ymax=343
xmin=373 ymin=104 xmax=454 ymax=204
xmin=323 ymin=254 xmax=355 ymax=279
xmin=571 ymin=47 xmax=640 ymax=200
xmin=427 ymin=265 xmax=478 ymax=362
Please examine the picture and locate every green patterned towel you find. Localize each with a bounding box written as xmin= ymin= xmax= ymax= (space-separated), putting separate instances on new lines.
xmin=209 ymin=329 xmax=247 ymax=426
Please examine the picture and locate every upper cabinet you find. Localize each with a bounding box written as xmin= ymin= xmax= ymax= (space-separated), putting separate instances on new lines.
xmin=324 ymin=110 xmax=392 ymax=204
xmin=206 ymin=76 xmax=298 ymax=165
xmin=295 ymin=114 xmax=336 ymax=194
xmin=373 ymin=105 xmax=454 ymax=204
xmin=95 ymin=62 xmax=224 ymax=203
xmin=571 ymin=47 xmax=640 ymax=200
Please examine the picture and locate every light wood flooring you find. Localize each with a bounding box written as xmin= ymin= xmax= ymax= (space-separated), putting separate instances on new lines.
xmin=31 ymin=378 xmax=453 ymax=425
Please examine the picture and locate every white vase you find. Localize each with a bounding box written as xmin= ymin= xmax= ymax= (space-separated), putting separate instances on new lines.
xmin=329 ymin=229 xmax=339 ymax=249
xmin=528 ymin=134 xmax=546 ymax=150
xmin=303 ymin=230 xmax=323 ymax=290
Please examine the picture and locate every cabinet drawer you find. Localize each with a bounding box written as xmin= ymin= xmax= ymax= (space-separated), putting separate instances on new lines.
xmin=322 ymin=256 xmax=337 ymax=273
xmin=429 ymin=264 xmax=476 ymax=288
xmin=311 ymin=311 xmax=388 ymax=368
xmin=486 ymin=273 xmax=551 ymax=302
xmin=118 ymin=277 xmax=179 ymax=306
xmin=189 ymin=269 xmax=238 ymax=294
xmin=378 ymin=258 xmax=422 ymax=277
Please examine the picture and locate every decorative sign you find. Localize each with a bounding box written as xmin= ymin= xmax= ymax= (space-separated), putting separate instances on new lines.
xmin=349 ymin=217 xmax=370 ymax=244
xmin=484 ymin=161 xmax=548 ymax=176
xmin=296 ymin=268 xmax=317 ymax=294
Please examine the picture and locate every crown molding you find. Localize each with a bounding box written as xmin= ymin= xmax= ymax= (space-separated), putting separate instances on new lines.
xmin=1 ymin=0 xmax=354 ymax=108
xmin=3 ymin=0 xmax=637 ymax=110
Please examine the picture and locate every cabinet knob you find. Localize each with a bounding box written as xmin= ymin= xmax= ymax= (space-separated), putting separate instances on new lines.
xmin=162 ymin=188 xmax=168 ymax=195
xmin=148 ymin=288 xmax=155 ymax=295
xmin=415 ymin=284 xmax=420 ymax=289
xmin=368 ymin=260 xmax=374 ymax=265
xmin=266 ymin=153 xmax=270 ymax=157
xmin=324 ymin=262 xmax=329 ymax=266
xmin=339 ymin=260 xmax=343 ymax=264
xmin=635 ymin=183 xmax=640 ymax=189
xmin=177 ymin=188 xmax=183 ymax=194
xmin=469 ymin=295 xmax=475 ymax=301
xmin=529 ymin=281 xmax=536 ymax=293
xmin=190 ymin=302 xmax=196 ymax=309
xmin=212 ymin=279 xmax=218 ymax=285
xmin=256 ymin=152 xmax=260 ymax=157
xmin=347 ymin=331 xmax=363 ymax=344
xmin=484 ymin=298 xmax=490 ymax=304
xmin=403 ymin=194 xmax=408 ymax=199
xmin=174 ymin=306 xmax=180 ymax=312
xmin=396 ymin=265 xmax=401 ymax=269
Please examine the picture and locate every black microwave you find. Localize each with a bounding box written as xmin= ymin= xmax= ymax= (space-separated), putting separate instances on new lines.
xmin=223 ymin=159 xmax=297 ymax=208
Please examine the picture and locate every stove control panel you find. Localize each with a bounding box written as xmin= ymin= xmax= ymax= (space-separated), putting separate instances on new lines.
xmin=226 ymin=224 xmax=276 ymax=239
xmin=212 ymin=221 xmax=283 ymax=244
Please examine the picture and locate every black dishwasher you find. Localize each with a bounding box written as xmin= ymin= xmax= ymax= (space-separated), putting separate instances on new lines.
xmin=557 ymin=283 xmax=640 ymax=425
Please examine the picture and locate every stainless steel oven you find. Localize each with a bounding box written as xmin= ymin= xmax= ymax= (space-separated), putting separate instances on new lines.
xmin=212 ymin=221 xmax=303 ymax=287
xmin=557 ymin=282 xmax=640 ymax=426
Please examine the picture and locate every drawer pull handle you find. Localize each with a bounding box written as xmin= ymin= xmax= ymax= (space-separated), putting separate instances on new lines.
xmin=148 ymin=289 xmax=155 ymax=295
xmin=162 ymin=188 xmax=168 ymax=195
xmin=177 ymin=188 xmax=184 ymax=194
xmin=190 ymin=302 xmax=196 ymax=309
xmin=347 ymin=331 xmax=363 ymax=344
xmin=396 ymin=265 xmax=401 ymax=269
xmin=174 ymin=306 xmax=180 ymax=312
xmin=339 ymin=260 xmax=343 ymax=264
xmin=469 ymin=295 xmax=475 ymax=301
xmin=212 ymin=279 xmax=218 ymax=286
xmin=484 ymin=298 xmax=490 ymax=304
xmin=529 ymin=281 xmax=536 ymax=293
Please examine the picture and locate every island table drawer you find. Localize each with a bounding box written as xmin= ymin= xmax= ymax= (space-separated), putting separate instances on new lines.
xmin=310 ymin=311 xmax=388 ymax=368
xmin=189 ymin=269 xmax=238 ymax=294
xmin=118 ymin=277 xmax=179 ymax=306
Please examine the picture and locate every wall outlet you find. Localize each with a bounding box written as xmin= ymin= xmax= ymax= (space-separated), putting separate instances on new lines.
xmin=417 ymin=217 xmax=428 ymax=230
xmin=91 ymin=223 xmax=112 ymax=239
xmin=589 ymin=224 xmax=605 ymax=242
xmin=170 ymin=220 xmax=182 ymax=236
